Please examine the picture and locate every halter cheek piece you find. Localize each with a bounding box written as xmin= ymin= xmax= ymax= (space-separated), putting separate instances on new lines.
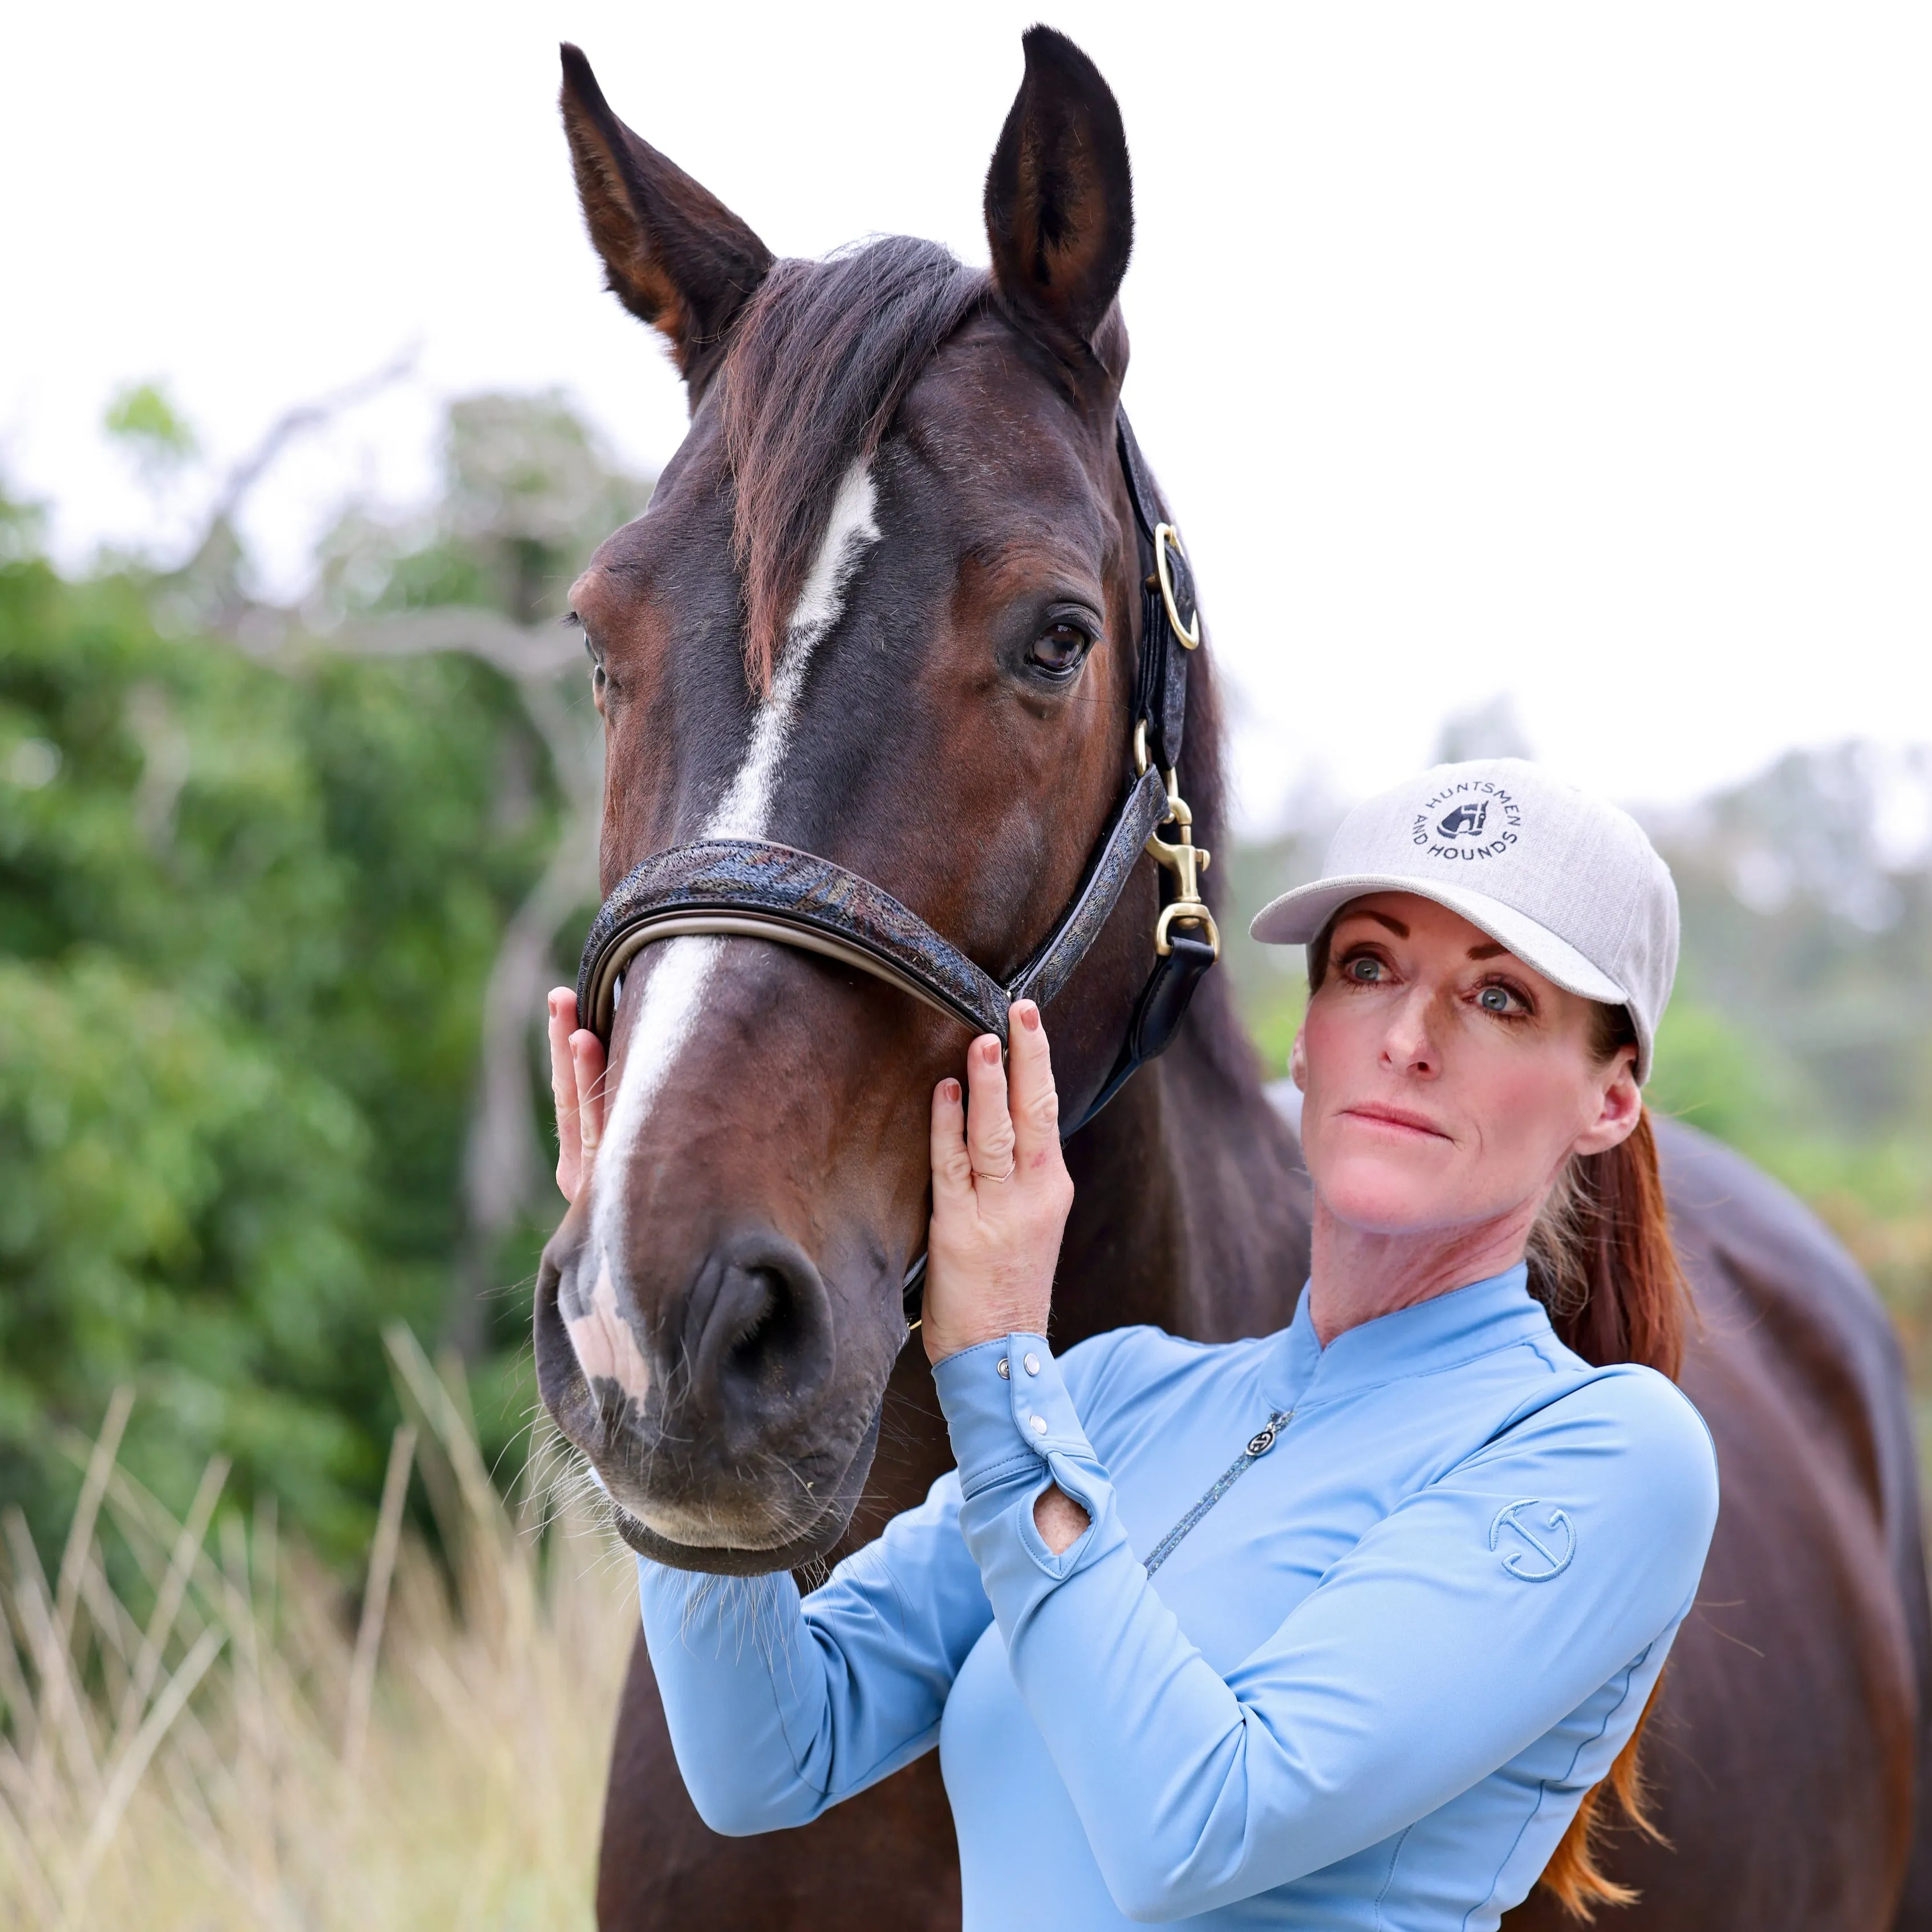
xmin=575 ymin=411 xmax=1219 ymax=1322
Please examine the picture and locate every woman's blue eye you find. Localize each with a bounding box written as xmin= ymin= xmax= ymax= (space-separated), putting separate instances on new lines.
xmin=1478 ymin=985 xmax=1512 ymax=1013
xmin=1346 ymin=957 xmax=1381 ymax=981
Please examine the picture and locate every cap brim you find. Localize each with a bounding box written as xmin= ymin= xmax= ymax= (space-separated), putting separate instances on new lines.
xmin=1249 ymin=875 xmax=1629 ymax=1008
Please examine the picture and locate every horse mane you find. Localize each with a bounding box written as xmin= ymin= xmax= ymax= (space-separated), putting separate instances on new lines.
xmin=719 ymin=237 xmax=987 ymax=692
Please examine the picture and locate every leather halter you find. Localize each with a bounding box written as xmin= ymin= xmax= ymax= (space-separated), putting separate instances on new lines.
xmin=575 ymin=410 xmax=1218 ymax=1319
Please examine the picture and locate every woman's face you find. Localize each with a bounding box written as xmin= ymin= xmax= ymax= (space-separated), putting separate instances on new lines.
xmin=1291 ymin=892 xmax=1641 ymax=1242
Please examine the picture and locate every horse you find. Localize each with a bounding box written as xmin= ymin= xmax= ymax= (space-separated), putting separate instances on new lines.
xmin=533 ymin=29 xmax=1932 ymax=1930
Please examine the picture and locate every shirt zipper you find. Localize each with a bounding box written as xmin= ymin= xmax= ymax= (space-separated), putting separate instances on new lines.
xmin=1142 ymin=1409 xmax=1294 ymax=1577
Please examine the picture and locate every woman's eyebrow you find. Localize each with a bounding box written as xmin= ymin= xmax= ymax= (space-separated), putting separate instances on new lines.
xmin=1467 ymin=942 xmax=1509 ymax=960
xmin=1338 ymin=911 xmax=1410 ymax=938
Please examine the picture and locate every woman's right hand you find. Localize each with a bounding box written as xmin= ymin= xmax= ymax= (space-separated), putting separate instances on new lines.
xmin=546 ymin=988 xmax=607 ymax=1204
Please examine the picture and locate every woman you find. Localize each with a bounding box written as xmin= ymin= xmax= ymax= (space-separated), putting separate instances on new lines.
xmin=548 ymin=757 xmax=1718 ymax=1929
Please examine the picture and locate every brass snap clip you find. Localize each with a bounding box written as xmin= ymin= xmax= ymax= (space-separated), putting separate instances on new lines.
xmin=1146 ymin=766 xmax=1220 ymax=960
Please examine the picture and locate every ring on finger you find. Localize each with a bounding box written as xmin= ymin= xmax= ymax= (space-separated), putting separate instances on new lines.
xmin=971 ymin=1159 xmax=1017 ymax=1184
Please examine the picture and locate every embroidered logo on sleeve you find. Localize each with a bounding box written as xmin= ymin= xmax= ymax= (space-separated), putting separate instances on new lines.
xmin=1489 ymin=1500 xmax=1576 ymax=1580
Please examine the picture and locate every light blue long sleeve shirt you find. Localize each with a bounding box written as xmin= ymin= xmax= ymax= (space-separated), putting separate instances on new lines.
xmin=636 ymin=1267 xmax=1719 ymax=1928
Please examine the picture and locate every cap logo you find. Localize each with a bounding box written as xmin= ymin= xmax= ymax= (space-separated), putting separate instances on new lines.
xmin=1413 ymin=781 xmax=1522 ymax=863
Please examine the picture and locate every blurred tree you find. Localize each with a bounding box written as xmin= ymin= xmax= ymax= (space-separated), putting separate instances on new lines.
xmin=1647 ymin=747 xmax=1932 ymax=1377
xmin=1654 ymin=745 xmax=1932 ymax=1144
xmin=312 ymin=387 xmax=628 ymax=1358
xmin=104 ymin=381 xmax=199 ymax=487
xmin=315 ymin=390 xmax=640 ymax=628
xmin=0 ymin=388 xmax=645 ymax=1561
xmin=1221 ymin=817 xmax=1326 ymax=1081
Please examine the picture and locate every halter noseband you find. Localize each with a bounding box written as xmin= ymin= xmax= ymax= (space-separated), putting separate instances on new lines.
xmin=574 ymin=410 xmax=1218 ymax=1320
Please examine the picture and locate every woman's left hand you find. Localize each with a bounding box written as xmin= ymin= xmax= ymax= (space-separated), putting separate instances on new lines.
xmin=923 ymin=1000 xmax=1075 ymax=1366
xmin=546 ymin=988 xmax=606 ymax=1204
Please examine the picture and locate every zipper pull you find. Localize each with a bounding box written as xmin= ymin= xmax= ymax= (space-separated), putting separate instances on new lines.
xmin=1246 ymin=1411 xmax=1290 ymax=1458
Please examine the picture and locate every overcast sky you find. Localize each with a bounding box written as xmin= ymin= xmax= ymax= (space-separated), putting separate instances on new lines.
xmin=5 ymin=2 xmax=1929 ymax=829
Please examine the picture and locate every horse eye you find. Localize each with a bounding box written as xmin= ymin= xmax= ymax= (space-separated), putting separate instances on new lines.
xmin=1028 ymin=621 xmax=1093 ymax=677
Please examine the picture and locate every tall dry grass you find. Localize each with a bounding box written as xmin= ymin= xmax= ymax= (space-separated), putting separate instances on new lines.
xmin=0 ymin=1325 xmax=638 ymax=1930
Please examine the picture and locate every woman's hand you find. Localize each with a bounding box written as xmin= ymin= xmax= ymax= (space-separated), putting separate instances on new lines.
xmin=546 ymin=987 xmax=607 ymax=1204
xmin=923 ymin=1000 xmax=1075 ymax=1366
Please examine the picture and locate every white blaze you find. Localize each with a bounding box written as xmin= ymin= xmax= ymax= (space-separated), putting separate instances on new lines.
xmin=709 ymin=460 xmax=880 ymax=840
xmin=575 ymin=461 xmax=882 ymax=1399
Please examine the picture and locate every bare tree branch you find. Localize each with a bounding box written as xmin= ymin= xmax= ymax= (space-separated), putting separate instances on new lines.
xmin=202 ymin=347 xmax=420 ymax=539
xmin=329 ymin=610 xmax=583 ymax=683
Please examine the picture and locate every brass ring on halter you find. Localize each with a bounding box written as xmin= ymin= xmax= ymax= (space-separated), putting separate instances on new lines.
xmin=1153 ymin=524 xmax=1202 ymax=650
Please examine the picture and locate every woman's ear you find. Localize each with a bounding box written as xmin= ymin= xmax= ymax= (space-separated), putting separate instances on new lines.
xmin=1289 ymin=1026 xmax=1309 ymax=1093
xmin=1573 ymin=1050 xmax=1643 ymax=1157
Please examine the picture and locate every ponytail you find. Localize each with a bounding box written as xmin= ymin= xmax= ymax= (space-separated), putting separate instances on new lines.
xmin=1305 ymin=931 xmax=1690 ymax=1916
xmin=1527 ymin=1001 xmax=1689 ymax=1917
xmin=1527 ymin=1108 xmax=1687 ymax=1381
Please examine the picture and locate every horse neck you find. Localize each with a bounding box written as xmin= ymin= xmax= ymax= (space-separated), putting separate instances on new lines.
xmin=1053 ymin=971 xmax=1313 ymax=1349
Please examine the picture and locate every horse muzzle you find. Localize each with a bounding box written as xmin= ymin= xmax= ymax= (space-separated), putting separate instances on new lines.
xmin=535 ymin=1216 xmax=890 ymax=1573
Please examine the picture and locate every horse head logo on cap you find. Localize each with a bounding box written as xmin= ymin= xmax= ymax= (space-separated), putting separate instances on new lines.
xmin=1438 ymin=799 xmax=1489 ymax=839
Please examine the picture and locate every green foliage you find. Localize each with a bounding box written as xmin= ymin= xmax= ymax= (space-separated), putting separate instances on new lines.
xmin=0 ymin=456 xmax=596 ymax=1560
xmin=104 ymin=381 xmax=198 ymax=482
xmin=1662 ymin=752 xmax=1932 ymax=1121
xmin=0 ymin=389 xmax=648 ymax=1562
xmin=1219 ymin=823 xmax=1322 ymax=1082
xmin=317 ymin=391 xmax=642 ymax=627
xmin=0 ymin=950 xmax=368 ymax=1540
xmin=1644 ymin=999 xmax=1795 ymax=1158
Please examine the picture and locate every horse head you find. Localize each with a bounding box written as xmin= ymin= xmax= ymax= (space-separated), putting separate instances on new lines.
xmin=535 ymin=29 xmax=1220 ymax=1573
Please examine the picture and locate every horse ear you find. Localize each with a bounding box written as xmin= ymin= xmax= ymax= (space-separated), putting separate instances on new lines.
xmin=983 ymin=27 xmax=1134 ymax=373
xmin=559 ymin=44 xmax=774 ymax=392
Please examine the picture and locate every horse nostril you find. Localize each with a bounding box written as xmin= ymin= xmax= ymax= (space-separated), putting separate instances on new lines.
xmin=724 ymin=1266 xmax=799 ymax=1385
xmin=684 ymin=1236 xmax=833 ymax=1423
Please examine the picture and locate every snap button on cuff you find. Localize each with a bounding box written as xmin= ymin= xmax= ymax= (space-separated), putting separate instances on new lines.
xmin=1023 ymin=1353 xmax=1040 ymax=1377
xmin=996 ymin=1357 xmax=1009 ymax=1379
xmin=1029 ymin=1414 xmax=1048 ymax=1436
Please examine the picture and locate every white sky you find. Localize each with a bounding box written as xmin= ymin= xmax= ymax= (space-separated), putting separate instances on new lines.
xmin=5 ymin=2 xmax=1929 ymax=830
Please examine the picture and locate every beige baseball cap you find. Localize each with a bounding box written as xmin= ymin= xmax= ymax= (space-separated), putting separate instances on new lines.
xmin=1249 ymin=758 xmax=1679 ymax=1082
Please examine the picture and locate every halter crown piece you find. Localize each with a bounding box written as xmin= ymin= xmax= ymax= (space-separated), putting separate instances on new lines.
xmin=575 ymin=411 xmax=1219 ymax=1321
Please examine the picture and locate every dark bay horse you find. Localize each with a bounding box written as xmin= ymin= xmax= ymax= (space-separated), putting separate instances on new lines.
xmin=534 ymin=29 xmax=1932 ymax=1929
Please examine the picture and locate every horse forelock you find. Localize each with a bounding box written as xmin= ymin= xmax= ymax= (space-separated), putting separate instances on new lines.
xmin=719 ymin=237 xmax=988 ymax=692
